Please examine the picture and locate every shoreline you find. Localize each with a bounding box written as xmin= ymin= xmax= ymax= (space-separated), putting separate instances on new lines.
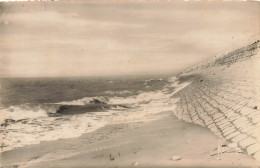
xmin=1 ymin=111 xmax=259 ymax=168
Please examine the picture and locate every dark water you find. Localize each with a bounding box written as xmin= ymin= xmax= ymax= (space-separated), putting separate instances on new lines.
xmin=0 ymin=75 xmax=170 ymax=107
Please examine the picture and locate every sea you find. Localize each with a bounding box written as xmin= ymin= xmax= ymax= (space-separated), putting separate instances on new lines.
xmin=0 ymin=75 xmax=185 ymax=152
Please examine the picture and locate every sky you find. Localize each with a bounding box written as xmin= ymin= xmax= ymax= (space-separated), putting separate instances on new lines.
xmin=0 ymin=1 xmax=259 ymax=77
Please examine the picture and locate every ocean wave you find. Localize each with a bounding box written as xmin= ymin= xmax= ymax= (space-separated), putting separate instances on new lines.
xmin=0 ymin=76 xmax=186 ymax=125
xmin=0 ymin=98 xmax=111 ymax=125
xmin=52 ymin=91 xmax=167 ymax=107
xmin=54 ymin=96 xmax=109 ymax=106
xmin=104 ymin=90 xmax=132 ymax=95
xmin=1 ymin=113 xmax=107 ymax=152
xmin=0 ymin=94 xmax=173 ymax=152
xmin=109 ymin=91 xmax=169 ymax=105
xmin=144 ymin=78 xmax=163 ymax=85
xmin=0 ymin=76 xmax=190 ymax=153
xmin=168 ymin=76 xmax=178 ymax=82
xmin=0 ymin=104 xmax=51 ymax=124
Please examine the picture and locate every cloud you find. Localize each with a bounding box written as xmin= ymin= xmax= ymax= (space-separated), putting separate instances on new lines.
xmin=3 ymin=11 xmax=144 ymax=29
xmin=0 ymin=1 xmax=259 ymax=77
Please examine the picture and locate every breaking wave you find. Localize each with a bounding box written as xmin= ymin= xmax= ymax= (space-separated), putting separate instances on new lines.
xmin=54 ymin=96 xmax=110 ymax=106
xmin=0 ymin=104 xmax=53 ymax=124
xmin=0 ymin=97 xmax=111 ymax=124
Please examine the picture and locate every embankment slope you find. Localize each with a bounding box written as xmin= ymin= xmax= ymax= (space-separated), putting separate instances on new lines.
xmin=173 ymin=41 xmax=260 ymax=161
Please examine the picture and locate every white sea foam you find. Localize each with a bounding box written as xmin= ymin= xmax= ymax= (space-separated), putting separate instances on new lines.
xmin=109 ymin=91 xmax=170 ymax=105
xmin=169 ymin=82 xmax=191 ymax=96
xmin=54 ymin=96 xmax=110 ymax=105
xmin=1 ymin=113 xmax=107 ymax=152
xmin=0 ymin=105 xmax=48 ymax=124
xmin=168 ymin=76 xmax=178 ymax=82
xmin=104 ymin=90 xmax=132 ymax=95
xmin=167 ymin=76 xmax=191 ymax=95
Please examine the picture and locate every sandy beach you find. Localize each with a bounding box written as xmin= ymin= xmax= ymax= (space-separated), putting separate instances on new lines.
xmin=1 ymin=111 xmax=259 ymax=168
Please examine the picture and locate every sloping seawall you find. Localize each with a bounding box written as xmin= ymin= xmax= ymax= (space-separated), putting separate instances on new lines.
xmin=173 ymin=41 xmax=260 ymax=161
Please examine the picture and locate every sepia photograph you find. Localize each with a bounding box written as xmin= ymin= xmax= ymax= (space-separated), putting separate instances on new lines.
xmin=0 ymin=0 xmax=260 ymax=167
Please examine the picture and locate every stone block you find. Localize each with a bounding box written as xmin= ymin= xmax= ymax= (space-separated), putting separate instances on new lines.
xmin=226 ymin=131 xmax=240 ymax=140
xmin=231 ymin=134 xmax=248 ymax=143
xmin=229 ymin=115 xmax=240 ymax=122
xmin=216 ymin=119 xmax=229 ymax=127
xmin=222 ymin=126 xmax=235 ymax=132
xmin=213 ymin=113 xmax=224 ymax=119
xmin=251 ymin=131 xmax=260 ymax=139
xmin=246 ymin=127 xmax=257 ymax=135
xmin=240 ymin=108 xmax=254 ymax=116
xmin=236 ymin=120 xmax=250 ymax=129
xmin=223 ymin=128 xmax=236 ymax=136
xmin=241 ymin=125 xmax=256 ymax=133
xmin=239 ymin=137 xmax=256 ymax=149
xmin=247 ymin=143 xmax=260 ymax=155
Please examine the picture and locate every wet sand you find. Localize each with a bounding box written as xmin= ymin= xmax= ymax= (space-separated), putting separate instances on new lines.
xmin=1 ymin=112 xmax=259 ymax=168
